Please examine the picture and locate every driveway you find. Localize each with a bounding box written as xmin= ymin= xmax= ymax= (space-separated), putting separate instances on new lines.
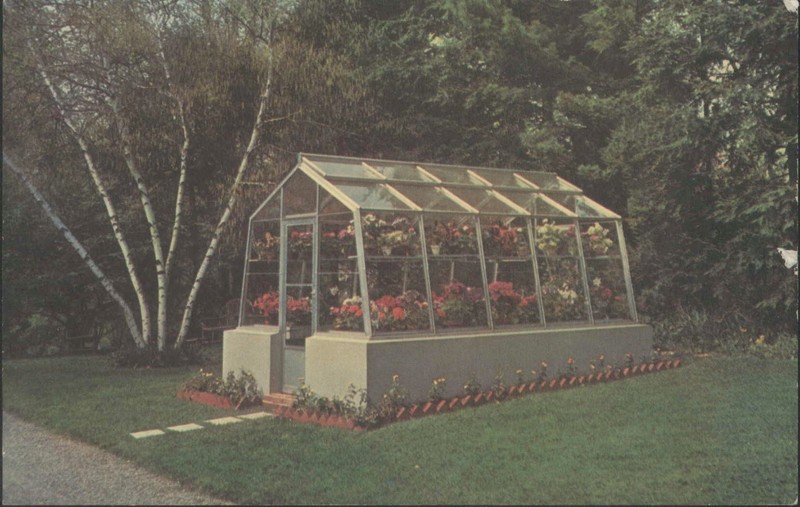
xmin=2 ymin=411 xmax=232 ymax=505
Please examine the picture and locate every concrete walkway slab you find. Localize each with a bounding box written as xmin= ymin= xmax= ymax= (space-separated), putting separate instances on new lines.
xmin=239 ymin=412 xmax=272 ymax=420
xmin=130 ymin=429 xmax=166 ymax=439
xmin=166 ymin=423 xmax=204 ymax=432
xmin=205 ymin=417 xmax=242 ymax=426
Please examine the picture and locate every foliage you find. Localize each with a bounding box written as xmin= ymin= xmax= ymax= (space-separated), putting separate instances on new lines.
xmin=370 ymin=290 xmax=429 ymax=332
xmin=183 ymin=369 xmax=261 ymax=405
xmin=463 ymin=373 xmax=481 ymax=396
xmin=427 ymin=377 xmax=447 ymax=403
xmin=330 ymin=296 xmax=364 ymax=331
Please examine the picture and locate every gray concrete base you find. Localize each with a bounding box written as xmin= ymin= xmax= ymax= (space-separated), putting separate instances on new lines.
xmin=307 ymin=324 xmax=653 ymax=402
xmin=224 ymin=323 xmax=653 ymax=403
xmin=222 ymin=326 xmax=281 ymax=394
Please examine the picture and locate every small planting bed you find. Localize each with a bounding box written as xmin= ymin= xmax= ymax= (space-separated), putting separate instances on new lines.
xmin=276 ymin=358 xmax=682 ymax=431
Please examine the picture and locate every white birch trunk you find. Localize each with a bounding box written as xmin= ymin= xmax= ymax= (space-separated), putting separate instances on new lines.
xmin=105 ymin=90 xmax=169 ymax=352
xmin=3 ymin=154 xmax=146 ymax=348
xmin=34 ymin=55 xmax=153 ymax=346
xmin=174 ymin=37 xmax=275 ymax=349
xmin=157 ymin=36 xmax=189 ymax=285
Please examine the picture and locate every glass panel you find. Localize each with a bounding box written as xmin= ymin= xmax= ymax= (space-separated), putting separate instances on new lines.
xmin=283 ymin=172 xmax=317 ymax=216
xmin=500 ymin=190 xmax=536 ymax=211
xmin=284 ymin=285 xmax=312 ymax=346
xmin=424 ymin=216 xmax=479 ymax=256
xmin=253 ymin=194 xmax=281 ymax=221
xmin=250 ymin=219 xmax=280 ymax=262
xmin=447 ymin=188 xmax=519 ymax=214
xmin=319 ymin=187 xmax=351 ymax=215
xmin=480 ymin=216 xmax=538 ymax=326
xmin=418 ymin=165 xmax=488 ymax=186
xmin=519 ymin=171 xmax=574 ymax=191
xmin=480 ymin=217 xmax=530 ymax=259
xmin=429 ymin=258 xmax=488 ymax=330
xmin=585 ymin=258 xmax=631 ymax=321
xmin=361 ymin=212 xmax=422 ymax=257
xmin=580 ymin=221 xmax=621 ymax=258
xmin=287 ymin=223 xmax=314 ymax=262
xmin=534 ymin=218 xmax=580 ymax=257
xmin=575 ymin=196 xmax=618 ymax=219
xmin=369 ymin=163 xmax=434 ymax=182
xmin=537 ymin=257 xmax=589 ymax=323
xmin=389 ymin=184 xmax=468 ymax=212
xmin=319 ymin=265 xmax=363 ymax=332
xmin=469 ymin=168 xmax=530 ymax=188
xmin=320 ymin=212 xmax=357 ymax=259
xmin=307 ymin=159 xmax=381 ymax=179
xmin=337 ymin=184 xmax=412 ymax=210
xmin=488 ymin=265 xmax=540 ymax=326
xmin=366 ymin=259 xmax=430 ymax=333
xmin=534 ymin=195 xmax=574 ymax=217
xmin=246 ymin=274 xmax=280 ymax=325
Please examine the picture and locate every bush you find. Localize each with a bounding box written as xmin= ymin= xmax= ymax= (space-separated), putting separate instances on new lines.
xmin=183 ymin=369 xmax=262 ymax=405
xmin=649 ymin=306 xmax=798 ymax=358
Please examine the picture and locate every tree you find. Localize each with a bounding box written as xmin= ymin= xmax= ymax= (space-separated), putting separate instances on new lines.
xmin=3 ymin=0 xmax=373 ymax=355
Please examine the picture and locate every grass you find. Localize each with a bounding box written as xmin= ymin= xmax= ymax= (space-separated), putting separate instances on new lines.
xmin=2 ymin=352 xmax=797 ymax=504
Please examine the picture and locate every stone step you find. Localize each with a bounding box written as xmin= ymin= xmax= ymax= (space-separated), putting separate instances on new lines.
xmin=262 ymin=392 xmax=296 ymax=413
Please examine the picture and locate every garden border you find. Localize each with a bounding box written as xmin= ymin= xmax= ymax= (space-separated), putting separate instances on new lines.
xmin=274 ymin=358 xmax=682 ymax=431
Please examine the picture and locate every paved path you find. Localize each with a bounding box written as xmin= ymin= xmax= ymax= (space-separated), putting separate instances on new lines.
xmin=2 ymin=412 xmax=233 ymax=505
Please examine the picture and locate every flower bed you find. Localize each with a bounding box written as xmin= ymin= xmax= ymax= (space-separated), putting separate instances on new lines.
xmin=274 ymin=358 xmax=683 ymax=431
xmin=177 ymin=369 xmax=262 ymax=410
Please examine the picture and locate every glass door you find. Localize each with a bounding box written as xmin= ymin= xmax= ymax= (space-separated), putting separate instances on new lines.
xmin=280 ymin=219 xmax=316 ymax=392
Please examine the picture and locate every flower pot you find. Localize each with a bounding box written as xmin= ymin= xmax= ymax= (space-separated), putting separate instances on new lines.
xmin=409 ymin=404 xmax=420 ymax=417
xmin=559 ymin=378 xmax=567 ymax=388
xmin=508 ymin=385 xmax=518 ymax=396
xmin=448 ymin=398 xmax=461 ymax=411
xmin=549 ymin=379 xmax=558 ymax=389
xmin=673 ymin=359 xmax=681 ymax=368
xmin=587 ymin=373 xmax=595 ymax=383
xmin=431 ymin=244 xmax=441 ymax=255
xmin=648 ymin=363 xmax=655 ymax=372
xmin=540 ymin=380 xmax=549 ymax=390
xmin=435 ymin=399 xmax=448 ymax=413
xmin=475 ymin=392 xmax=486 ymax=404
xmin=422 ymin=402 xmax=435 ymax=415
xmin=517 ymin=384 xmax=527 ymax=395
xmin=568 ymin=376 xmax=577 ymax=386
xmin=656 ymin=361 xmax=665 ymax=371
xmin=528 ymin=382 xmax=538 ymax=392
xmin=622 ymin=367 xmax=630 ymax=377
xmin=578 ymin=376 xmax=585 ymax=385
xmin=381 ymin=246 xmax=393 ymax=256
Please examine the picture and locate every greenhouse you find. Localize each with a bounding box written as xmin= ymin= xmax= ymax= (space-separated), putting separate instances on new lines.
xmin=223 ymin=153 xmax=652 ymax=401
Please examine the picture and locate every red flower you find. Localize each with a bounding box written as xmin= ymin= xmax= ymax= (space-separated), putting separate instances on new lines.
xmin=392 ymin=307 xmax=406 ymax=320
xmin=355 ymin=309 xmax=363 ymax=317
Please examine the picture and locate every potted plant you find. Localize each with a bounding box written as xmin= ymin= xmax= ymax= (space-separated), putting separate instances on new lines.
xmin=330 ymin=296 xmax=364 ymax=331
xmin=585 ymin=222 xmax=614 ymax=256
xmin=252 ymin=231 xmax=279 ymax=261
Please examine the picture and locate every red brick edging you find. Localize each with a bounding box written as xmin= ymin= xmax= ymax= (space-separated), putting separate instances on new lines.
xmin=274 ymin=359 xmax=682 ymax=431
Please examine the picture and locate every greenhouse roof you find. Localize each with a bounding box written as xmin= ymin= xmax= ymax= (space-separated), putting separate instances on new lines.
xmin=292 ymin=153 xmax=620 ymax=219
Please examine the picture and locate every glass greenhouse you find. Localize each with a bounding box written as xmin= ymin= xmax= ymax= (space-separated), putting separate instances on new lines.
xmin=225 ymin=153 xmax=652 ymax=400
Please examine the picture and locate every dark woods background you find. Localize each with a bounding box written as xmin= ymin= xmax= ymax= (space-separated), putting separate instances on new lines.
xmin=3 ymin=0 xmax=797 ymax=357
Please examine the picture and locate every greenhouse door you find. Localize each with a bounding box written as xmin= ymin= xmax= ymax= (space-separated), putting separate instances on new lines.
xmin=280 ymin=218 xmax=316 ymax=393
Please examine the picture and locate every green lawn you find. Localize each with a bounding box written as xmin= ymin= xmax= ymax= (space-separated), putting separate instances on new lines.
xmin=2 ymin=353 xmax=797 ymax=504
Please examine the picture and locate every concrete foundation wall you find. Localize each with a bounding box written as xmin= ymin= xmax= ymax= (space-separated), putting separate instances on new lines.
xmin=312 ymin=324 xmax=653 ymax=403
xmin=305 ymin=334 xmax=369 ymax=400
xmin=224 ymin=323 xmax=652 ymax=402
xmin=222 ymin=325 xmax=281 ymax=394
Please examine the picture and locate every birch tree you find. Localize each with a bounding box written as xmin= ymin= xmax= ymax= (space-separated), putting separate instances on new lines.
xmin=5 ymin=0 xmax=370 ymax=356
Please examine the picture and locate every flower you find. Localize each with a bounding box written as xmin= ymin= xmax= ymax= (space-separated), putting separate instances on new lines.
xmin=391 ymin=307 xmax=406 ymax=320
